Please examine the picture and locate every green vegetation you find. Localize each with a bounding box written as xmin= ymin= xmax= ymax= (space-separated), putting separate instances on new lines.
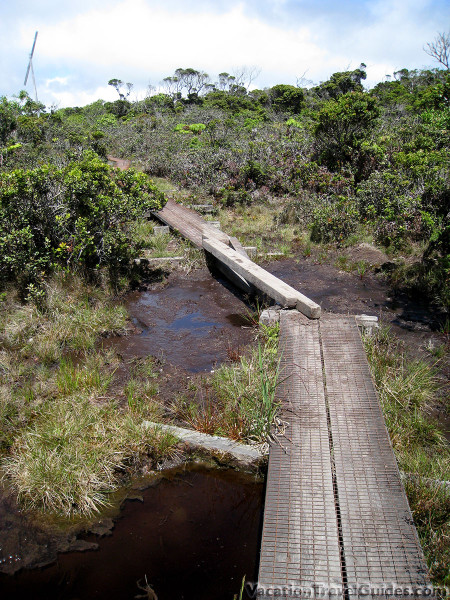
xmin=2 ymin=395 xmax=177 ymax=516
xmin=0 ymin=275 xmax=179 ymax=516
xmin=364 ymin=328 xmax=449 ymax=585
xmin=170 ymin=323 xmax=280 ymax=445
xmin=0 ymin=53 xmax=448 ymax=585
xmin=9 ymin=64 xmax=439 ymax=307
xmin=0 ymin=151 xmax=164 ymax=295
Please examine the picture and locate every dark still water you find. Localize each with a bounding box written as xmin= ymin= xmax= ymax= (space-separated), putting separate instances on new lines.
xmin=0 ymin=466 xmax=264 ymax=600
xmin=101 ymin=273 xmax=255 ymax=373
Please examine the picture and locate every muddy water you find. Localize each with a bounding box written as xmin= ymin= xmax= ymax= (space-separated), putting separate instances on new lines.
xmin=1 ymin=258 xmax=448 ymax=597
xmin=103 ymin=271 xmax=254 ymax=373
xmin=0 ymin=466 xmax=264 ymax=600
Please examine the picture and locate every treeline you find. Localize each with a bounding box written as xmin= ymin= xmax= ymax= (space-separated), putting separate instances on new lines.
xmin=1 ymin=64 xmax=449 ymax=307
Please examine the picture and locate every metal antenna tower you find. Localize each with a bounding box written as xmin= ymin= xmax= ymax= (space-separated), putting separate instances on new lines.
xmin=24 ymin=31 xmax=39 ymax=102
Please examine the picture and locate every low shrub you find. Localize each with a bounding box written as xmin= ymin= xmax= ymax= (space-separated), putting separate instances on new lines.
xmin=310 ymin=196 xmax=360 ymax=244
xmin=0 ymin=151 xmax=164 ymax=292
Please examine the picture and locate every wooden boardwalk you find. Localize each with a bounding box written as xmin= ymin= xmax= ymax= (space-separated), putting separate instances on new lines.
xmin=153 ymin=199 xmax=232 ymax=249
xmin=152 ymin=199 xmax=430 ymax=593
xmin=258 ymin=311 xmax=429 ymax=598
xmin=152 ymin=200 xmax=321 ymax=318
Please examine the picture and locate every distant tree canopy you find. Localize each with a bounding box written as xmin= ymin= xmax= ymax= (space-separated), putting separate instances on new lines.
xmin=162 ymin=68 xmax=211 ymax=99
xmin=269 ymin=85 xmax=304 ymax=113
xmin=314 ymin=65 xmax=367 ymax=99
xmin=108 ymin=78 xmax=133 ymax=100
xmin=0 ymin=97 xmax=18 ymax=145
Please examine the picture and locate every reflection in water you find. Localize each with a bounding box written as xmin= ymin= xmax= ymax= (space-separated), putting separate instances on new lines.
xmin=168 ymin=311 xmax=219 ymax=333
xmin=1 ymin=466 xmax=264 ymax=600
xmin=101 ymin=275 xmax=254 ymax=373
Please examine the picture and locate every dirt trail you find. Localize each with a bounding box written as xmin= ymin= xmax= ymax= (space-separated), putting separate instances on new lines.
xmin=107 ymin=155 xmax=131 ymax=170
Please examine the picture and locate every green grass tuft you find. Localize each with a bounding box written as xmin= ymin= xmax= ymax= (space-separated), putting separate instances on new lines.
xmin=170 ymin=323 xmax=280 ymax=445
xmin=364 ymin=327 xmax=449 ymax=585
xmin=1 ymin=395 xmax=179 ymax=516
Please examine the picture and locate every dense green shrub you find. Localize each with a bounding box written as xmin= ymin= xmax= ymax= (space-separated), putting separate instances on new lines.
xmin=174 ymin=122 xmax=206 ymax=134
xmin=314 ymin=92 xmax=380 ymax=171
xmin=314 ymin=66 xmax=367 ymax=100
xmin=216 ymin=186 xmax=251 ymax=207
xmin=310 ymin=196 xmax=360 ymax=244
xmin=0 ymin=96 xmax=18 ymax=145
xmin=0 ymin=151 xmax=164 ymax=291
xmin=269 ymin=84 xmax=304 ymax=113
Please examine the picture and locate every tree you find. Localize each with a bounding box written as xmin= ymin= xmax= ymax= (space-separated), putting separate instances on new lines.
xmin=269 ymin=85 xmax=304 ymax=113
xmin=424 ymin=31 xmax=450 ymax=70
xmin=108 ymin=79 xmax=133 ymax=100
xmin=314 ymin=65 xmax=367 ymax=99
xmin=161 ymin=75 xmax=182 ymax=98
xmin=176 ymin=68 xmax=210 ymax=95
xmin=232 ymin=65 xmax=261 ymax=90
xmin=161 ymin=68 xmax=210 ymax=99
xmin=0 ymin=96 xmax=18 ymax=145
xmin=314 ymin=91 xmax=379 ymax=170
xmin=217 ymin=72 xmax=236 ymax=92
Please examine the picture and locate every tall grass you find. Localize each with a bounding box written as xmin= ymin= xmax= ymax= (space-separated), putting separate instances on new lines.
xmin=57 ymin=353 xmax=115 ymax=396
xmin=218 ymin=202 xmax=297 ymax=256
xmin=0 ymin=277 xmax=179 ymax=517
xmin=2 ymin=395 xmax=179 ymax=516
xmin=363 ymin=327 xmax=449 ymax=585
xmin=170 ymin=323 xmax=280 ymax=445
xmin=0 ymin=273 xmax=129 ymax=364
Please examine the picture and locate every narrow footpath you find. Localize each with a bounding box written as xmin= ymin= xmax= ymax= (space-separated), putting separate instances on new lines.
xmin=151 ymin=199 xmax=431 ymax=597
xmin=258 ymin=311 xmax=429 ymax=598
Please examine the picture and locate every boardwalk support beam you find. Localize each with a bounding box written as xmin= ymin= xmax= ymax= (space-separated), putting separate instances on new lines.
xmin=203 ymin=236 xmax=321 ymax=319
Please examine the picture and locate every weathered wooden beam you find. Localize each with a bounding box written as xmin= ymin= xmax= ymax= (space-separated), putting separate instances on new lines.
xmin=202 ymin=236 xmax=321 ymax=319
xmin=228 ymin=236 xmax=249 ymax=259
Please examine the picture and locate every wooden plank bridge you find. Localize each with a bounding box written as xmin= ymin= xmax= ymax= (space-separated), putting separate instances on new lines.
xmin=151 ymin=200 xmax=430 ymax=596
xmin=258 ymin=312 xmax=429 ymax=598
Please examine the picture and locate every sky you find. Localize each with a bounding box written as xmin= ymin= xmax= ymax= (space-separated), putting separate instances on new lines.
xmin=1 ymin=0 xmax=449 ymax=108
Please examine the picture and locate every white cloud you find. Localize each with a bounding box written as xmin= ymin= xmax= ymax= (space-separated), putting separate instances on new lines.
xmin=45 ymin=76 xmax=70 ymax=87
xmin=12 ymin=0 xmax=449 ymax=106
xmin=44 ymin=85 xmax=117 ymax=109
xmin=27 ymin=0 xmax=336 ymax=90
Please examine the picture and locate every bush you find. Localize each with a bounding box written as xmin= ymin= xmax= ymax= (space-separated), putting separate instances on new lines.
xmin=310 ymin=196 xmax=360 ymax=244
xmin=314 ymin=92 xmax=379 ymax=171
xmin=269 ymin=84 xmax=304 ymax=113
xmin=216 ymin=186 xmax=251 ymax=207
xmin=356 ymin=170 xmax=424 ymax=247
xmin=0 ymin=151 xmax=164 ymax=291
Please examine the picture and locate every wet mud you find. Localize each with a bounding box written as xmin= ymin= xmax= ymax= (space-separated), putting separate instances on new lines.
xmin=1 ymin=256 xmax=448 ymax=593
xmin=103 ymin=269 xmax=255 ymax=373
xmin=0 ymin=466 xmax=264 ymax=600
xmin=266 ymin=257 xmax=447 ymax=352
xmin=0 ymin=491 xmax=99 ymax=575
